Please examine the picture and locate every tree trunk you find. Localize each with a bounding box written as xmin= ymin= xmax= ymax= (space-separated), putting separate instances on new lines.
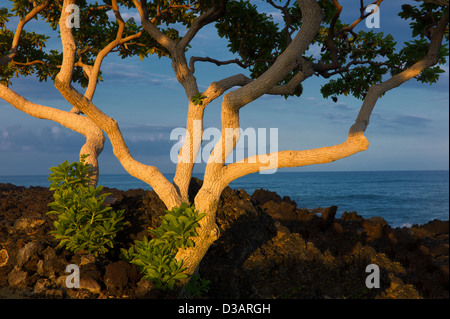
xmin=174 ymin=181 xmax=222 ymax=277
xmin=173 ymin=0 xmax=324 ymax=280
xmin=173 ymin=101 xmax=205 ymax=202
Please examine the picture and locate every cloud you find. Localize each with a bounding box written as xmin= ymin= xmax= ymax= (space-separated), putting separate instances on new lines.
xmin=332 ymin=101 xmax=354 ymax=111
xmin=106 ymin=10 xmax=141 ymax=24
xmin=121 ymin=123 xmax=175 ymax=134
xmin=125 ymin=138 xmax=174 ymax=156
xmin=299 ymin=95 xmax=355 ymax=124
xmin=441 ymin=64 xmax=449 ymax=76
xmin=401 ymin=63 xmax=449 ymax=92
xmin=119 ymin=123 xmax=179 ymax=156
xmin=8 ymin=77 xmax=67 ymax=104
xmin=0 ymin=124 xmax=84 ymax=153
xmin=301 ymin=96 xmax=353 ymax=109
xmin=306 ymin=43 xmax=322 ymax=60
xmin=390 ymin=114 xmax=433 ymax=127
xmin=323 ymin=111 xmax=354 ymax=124
xmin=101 ymin=62 xmax=180 ymax=89
xmin=266 ymin=11 xmax=284 ymax=25
xmin=120 ymin=12 xmax=141 ymax=22
xmin=0 ymin=121 xmax=178 ymax=159
xmin=371 ymin=112 xmax=433 ymax=132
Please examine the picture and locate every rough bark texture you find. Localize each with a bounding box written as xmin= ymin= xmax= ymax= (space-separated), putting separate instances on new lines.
xmin=175 ymin=0 xmax=325 ymax=277
xmin=55 ymin=0 xmax=182 ymax=210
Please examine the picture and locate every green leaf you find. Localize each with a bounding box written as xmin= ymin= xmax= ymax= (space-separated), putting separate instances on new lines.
xmin=191 ymin=92 xmax=207 ymax=106
xmin=47 ymin=158 xmax=126 ymax=257
xmin=120 ymin=202 xmax=205 ymax=291
xmin=173 ymin=273 xmax=188 ymax=281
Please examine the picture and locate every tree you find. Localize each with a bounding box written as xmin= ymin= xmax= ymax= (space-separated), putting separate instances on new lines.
xmin=1 ymin=0 xmax=448 ymax=284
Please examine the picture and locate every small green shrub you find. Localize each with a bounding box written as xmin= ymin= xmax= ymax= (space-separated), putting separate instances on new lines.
xmin=121 ymin=202 xmax=205 ymax=291
xmin=48 ymin=154 xmax=93 ymax=191
xmin=47 ymin=156 xmax=126 ymax=256
xmin=184 ymin=274 xmax=210 ymax=298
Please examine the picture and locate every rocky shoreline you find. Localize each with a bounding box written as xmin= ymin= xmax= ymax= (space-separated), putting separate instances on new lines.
xmin=0 ymin=179 xmax=448 ymax=299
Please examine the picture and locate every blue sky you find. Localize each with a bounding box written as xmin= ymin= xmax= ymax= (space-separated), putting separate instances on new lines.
xmin=0 ymin=0 xmax=448 ymax=176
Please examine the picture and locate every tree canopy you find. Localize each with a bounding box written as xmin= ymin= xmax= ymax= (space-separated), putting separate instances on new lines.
xmin=1 ymin=1 xmax=448 ymax=98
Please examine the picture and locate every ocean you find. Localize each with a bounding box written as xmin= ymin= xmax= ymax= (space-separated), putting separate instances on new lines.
xmin=1 ymin=170 xmax=448 ymax=228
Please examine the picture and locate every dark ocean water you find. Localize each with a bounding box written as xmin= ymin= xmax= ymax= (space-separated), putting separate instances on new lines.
xmin=1 ymin=170 xmax=448 ymax=228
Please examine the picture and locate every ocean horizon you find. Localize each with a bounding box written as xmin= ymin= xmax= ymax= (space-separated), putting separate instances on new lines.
xmin=1 ymin=170 xmax=448 ymax=228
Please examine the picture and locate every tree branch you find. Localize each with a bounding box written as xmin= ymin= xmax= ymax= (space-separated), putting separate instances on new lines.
xmin=222 ymin=133 xmax=369 ymax=184
xmin=66 ymin=0 xmax=142 ymax=113
xmin=222 ymin=1 xmax=323 ymax=111
xmin=351 ymin=6 xmax=449 ymax=133
xmin=55 ymin=0 xmax=181 ymax=209
xmin=201 ymin=0 xmax=323 ymax=178
xmin=13 ymin=59 xmax=60 ymax=68
xmin=189 ymin=56 xmax=246 ymax=73
xmin=267 ymin=0 xmax=295 ymax=46
xmin=132 ymin=0 xmax=176 ymax=53
xmin=221 ymin=7 xmax=449 ymax=183
xmin=317 ymin=59 xmax=402 ymax=79
xmin=0 ymin=0 xmax=51 ymax=66
xmin=313 ymin=0 xmax=384 ymax=75
xmin=84 ymin=0 xmax=143 ymax=101
xmin=178 ymin=0 xmax=228 ymax=50
xmin=336 ymin=0 xmax=384 ymax=36
xmin=202 ymin=61 xmax=314 ymax=105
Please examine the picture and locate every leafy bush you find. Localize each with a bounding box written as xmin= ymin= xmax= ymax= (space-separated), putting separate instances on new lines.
xmin=48 ymin=154 xmax=93 ymax=191
xmin=121 ymin=202 xmax=205 ymax=291
xmin=47 ymin=156 xmax=126 ymax=256
xmin=184 ymin=274 xmax=210 ymax=298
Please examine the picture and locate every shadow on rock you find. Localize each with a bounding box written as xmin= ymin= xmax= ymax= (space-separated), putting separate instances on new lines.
xmin=0 ymin=181 xmax=448 ymax=299
xmin=198 ymin=186 xmax=448 ymax=299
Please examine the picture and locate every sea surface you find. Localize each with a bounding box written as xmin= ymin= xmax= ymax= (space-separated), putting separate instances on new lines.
xmin=1 ymin=170 xmax=448 ymax=228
